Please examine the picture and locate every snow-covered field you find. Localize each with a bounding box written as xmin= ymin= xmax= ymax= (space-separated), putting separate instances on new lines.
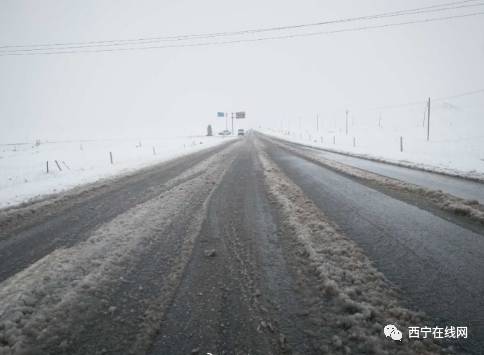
xmin=0 ymin=136 xmax=233 ymax=208
xmin=262 ymin=97 xmax=484 ymax=178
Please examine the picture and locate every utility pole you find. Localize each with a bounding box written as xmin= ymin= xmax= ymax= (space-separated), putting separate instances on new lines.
xmin=427 ymin=97 xmax=431 ymax=141
xmin=316 ymin=114 xmax=319 ymax=132
xmin=345 ymin=109 xmax=349 ymax=135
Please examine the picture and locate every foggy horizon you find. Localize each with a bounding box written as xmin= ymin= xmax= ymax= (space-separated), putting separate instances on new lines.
xmin=1 ymin=0 xmax=483 ymax=143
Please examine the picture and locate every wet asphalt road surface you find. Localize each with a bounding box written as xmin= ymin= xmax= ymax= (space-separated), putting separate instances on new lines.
xmin=280 ymin=140 xmax=484 ymax=203
xmin=1 ymin=133 xmax=483 ymax=354
xmin=265 ymin=140 xmax=484 ymax=353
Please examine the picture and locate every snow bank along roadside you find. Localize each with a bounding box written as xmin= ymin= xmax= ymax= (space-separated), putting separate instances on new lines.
xmin=262 ymin=130 xmax=484 ymax=183
xmin=0 ymin=136 xmax=235 ymax=209
xmin=257 ymin=143 xmax=447 ymax=354
xmin=0 ymin=143 xmax=240 ymax=355
xmin=264 ymin=135 xmax=484 ymax=227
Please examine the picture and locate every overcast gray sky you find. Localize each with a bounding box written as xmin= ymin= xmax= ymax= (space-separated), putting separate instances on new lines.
xmin=1 ymin=0 xmax=483 ymax=143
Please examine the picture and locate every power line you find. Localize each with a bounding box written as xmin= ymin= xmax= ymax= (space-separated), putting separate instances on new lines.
xmin=1 ymin=0 xmax=482 ymax=51
xmin=0 ymin=0 xmax=482 ymax=55
xmin=1 ymin=10 xmax=483 ymax=56
xmin=368 ymin=88 xmax=484 ymax=111
xmin=5 ymin=3 xmax=484 ymax=52
xmin=433 ymin=88 xmax=484 ymax=101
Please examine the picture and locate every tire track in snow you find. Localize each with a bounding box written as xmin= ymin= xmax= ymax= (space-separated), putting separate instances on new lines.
xmin=0 ymin=141 xmax=237 ymax=284
xmin=0 ymin=142 xmax=241 ymax=355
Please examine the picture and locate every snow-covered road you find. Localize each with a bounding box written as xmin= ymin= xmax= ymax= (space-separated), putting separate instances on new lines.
xmin=1 ymin=133 xmax=482 ymax=354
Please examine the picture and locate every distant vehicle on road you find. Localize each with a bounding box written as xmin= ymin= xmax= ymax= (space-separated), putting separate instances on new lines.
xmin=218 ymin=130 xmax=231 ymax=136
xmin=237 ymin=129 xmax=245 ymax=136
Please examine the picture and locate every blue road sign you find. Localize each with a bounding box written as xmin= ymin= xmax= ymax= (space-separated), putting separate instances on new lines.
xmin=217 ymin=112 xmax=225 ymax=117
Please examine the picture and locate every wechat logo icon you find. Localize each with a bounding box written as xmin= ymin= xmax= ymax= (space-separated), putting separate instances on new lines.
xmin=384 ymin=324 xmax=403 ymax=341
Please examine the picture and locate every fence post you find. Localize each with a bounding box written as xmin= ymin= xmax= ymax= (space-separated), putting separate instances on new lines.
xmin=46 ymin=161 xmax=49 ymax=173
xmin=110 ymin=152 xmax=113 ymax=164
xmin=153 ymin=147 xmax=156 ymax=155
xmin=353 ymin=137 xmax=356 ymax=147
xmin=333 ymin=136 xmax=336 ymax=145
xmin=400 ymin=136 xmax=403 ymax=152
xmin=55 ymin=160 xmax=62 ymax=171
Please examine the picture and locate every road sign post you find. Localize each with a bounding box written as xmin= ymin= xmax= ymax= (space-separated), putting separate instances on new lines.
xmin=427 ymin=98 xmax=431 ymax=141
xmin=235 ymin=112 xmax=246 ymax=135
xmin=217 ymin=111 xmax=246 ymax=135
xmin=345 ymin=109 xmax=349 ymax=135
